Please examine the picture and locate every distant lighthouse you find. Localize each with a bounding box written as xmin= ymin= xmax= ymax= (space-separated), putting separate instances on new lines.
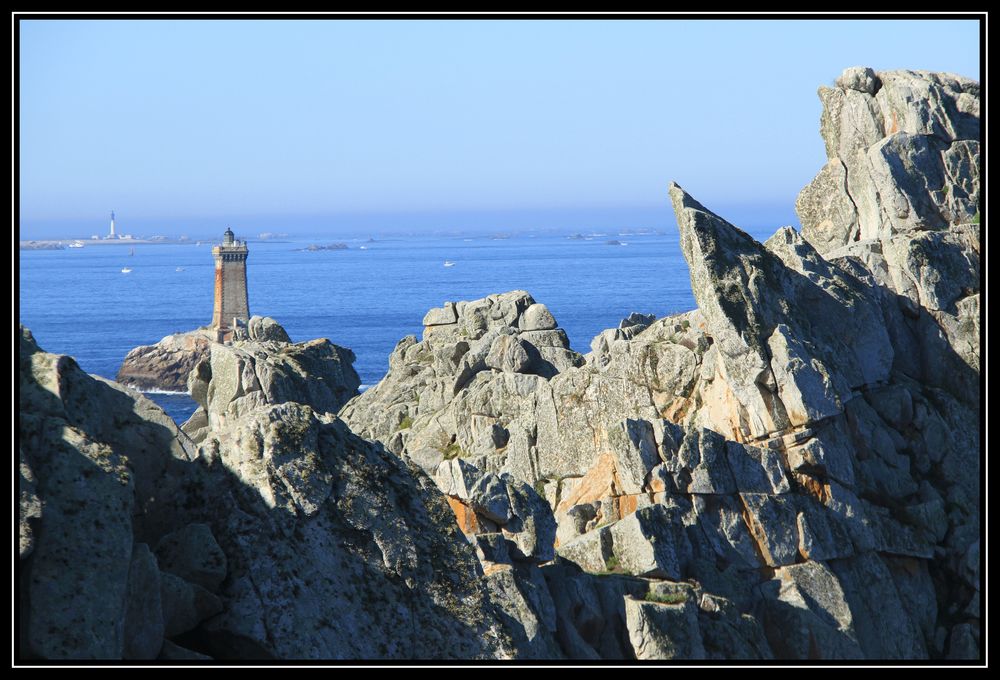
xmin=109 ymin=210 xmax=117 ymax=239
xmin=210 ymin=227 xmax=250 ymax=342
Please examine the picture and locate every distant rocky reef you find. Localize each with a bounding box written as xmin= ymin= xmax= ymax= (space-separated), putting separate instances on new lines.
xmin=295 ymin=243 xmax=349 ymax=251
xmin=19 ymin=67 xmax=980 ymax=662
xmin=20 ymin=241 xmax=66 ymax=250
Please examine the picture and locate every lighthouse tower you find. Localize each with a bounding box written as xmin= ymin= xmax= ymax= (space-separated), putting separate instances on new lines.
xmin=210 ymin=227 xmax=250 ymax=342
xmin=109 ymin=210 xmax=117 ymax=239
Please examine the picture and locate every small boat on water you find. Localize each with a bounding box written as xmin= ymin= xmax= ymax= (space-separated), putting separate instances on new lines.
xmin=359 ymin=245 xmax=368 ymax=250
xmin=175 ymin=267 xmax=185 ymax=272
xmin=444 ymin=260 xmax=456 ymax=268
xmin=68 ymin=241 xmax=84 ymax=248
xmin=121 ymin=267 xmax=133 ymax=274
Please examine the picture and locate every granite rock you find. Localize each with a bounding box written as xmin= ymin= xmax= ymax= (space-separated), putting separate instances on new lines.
xmin=154 ymin=523 xmax=228 ymax=592
xmin=122 ymin=544 xmax=164 ymax=660
xmin=625 ymin=596 xmax=706 ymax=660
xmin=116 ymin=328 xmax=215 ymax=392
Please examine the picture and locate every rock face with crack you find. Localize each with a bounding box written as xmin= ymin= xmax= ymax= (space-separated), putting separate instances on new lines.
xmin=797 ymin=67 xmax=979 ymax=250
xmin=795 ymin=67 xmax=980 ymax=403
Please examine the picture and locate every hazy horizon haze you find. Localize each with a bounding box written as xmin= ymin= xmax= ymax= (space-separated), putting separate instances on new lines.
xmin=18 ymin=18 xmax=981 ymax=239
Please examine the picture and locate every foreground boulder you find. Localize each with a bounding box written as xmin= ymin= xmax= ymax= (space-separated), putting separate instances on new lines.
xmin=19 ymin=327 xmax=521 ymax=660
xmin=19 ymin=327 xmax=198 ymax=659
xmin=189 ymin=401 xmax=513 ymax=659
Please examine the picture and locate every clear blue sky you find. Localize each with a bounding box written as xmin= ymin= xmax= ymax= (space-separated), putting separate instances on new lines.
xmin=19 ymin=18 xmax=981 ymax=238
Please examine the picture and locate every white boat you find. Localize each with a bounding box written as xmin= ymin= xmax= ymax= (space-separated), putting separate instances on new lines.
xmin=68 ymin=241 xmax=84 ymax=248
xmin=175 ymin=267 xmax=185 ymax=272
xmin=359 ymin=245 xmax=368 ymax=250
xmin=443 ymin=260 xmax=456 ymax=267
xmin=121 ymin=267 xmax=133 ymax=274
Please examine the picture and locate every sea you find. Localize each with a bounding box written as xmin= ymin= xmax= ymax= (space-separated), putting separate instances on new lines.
xmin=19 ymin=226 xmax=777 ymax=425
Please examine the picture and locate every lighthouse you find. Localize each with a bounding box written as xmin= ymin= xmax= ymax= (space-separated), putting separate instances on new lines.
xmin=210 ymin=227 xmax=250 ymax=342
xmin=108 ymin=210 xmax=117 ymax=239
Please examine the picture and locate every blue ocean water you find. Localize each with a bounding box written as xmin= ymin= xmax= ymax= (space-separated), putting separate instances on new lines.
xmin=19 ymin=225 xmax=777 ymax=424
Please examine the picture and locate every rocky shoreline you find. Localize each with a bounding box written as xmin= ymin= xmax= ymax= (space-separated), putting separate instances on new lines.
xmin=18 ymin=67 xmax=980 ymax=661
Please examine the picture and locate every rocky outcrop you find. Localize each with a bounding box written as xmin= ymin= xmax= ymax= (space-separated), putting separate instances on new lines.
xmin=340 ymin=290 xmax=588 ymax=475
xmin=795 ymin=67 xmax=980 ymax=407
xmin=115 ymin=316 xmax=313 ymax=394
xmin=341 ymin=66 xmax=980 ymax=661
xmin=19 ymin=327 xmax=201 ymax=659
xmin=671 ymin=188 xmax=893 ymax=439
xmin=237 ymin=315 xmax=293 ymax=343
xmin=116 ymin=328 xmax=215 ymax=392
xmin=18 ymin=328 xmax=523 ymax=660
xmin=182 ymin=322 xmax=361 ymax=442
xmin=797 ymin=67 xmax=979 ymax=251
xmin=187 ymin=401 xmax=515 ymax=659
xmin=344 ymin=275 xmax=978 ymax=661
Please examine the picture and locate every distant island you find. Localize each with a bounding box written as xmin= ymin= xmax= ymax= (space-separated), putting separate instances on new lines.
xmin=295 ymin=243 xmax=349 ymax=251
xmin=19 ymin=237 xmax=194 ymax=249
xmin=20 ymin=241 xmax=65 ymax=250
